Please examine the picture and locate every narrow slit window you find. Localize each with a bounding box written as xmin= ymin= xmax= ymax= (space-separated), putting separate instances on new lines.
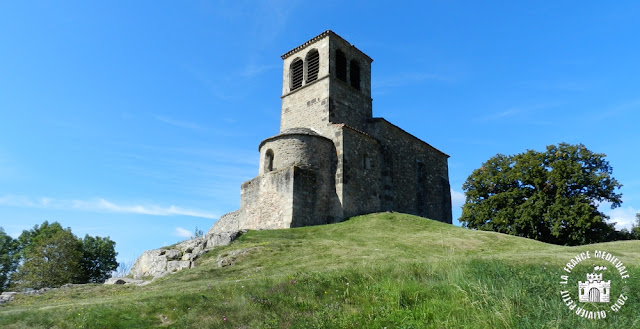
xmin=265 ymin=149 xmax=274 ymax=172
xmin=350 ymin=60 xmax=360 ymax=90
xmin=336 ymin=50 xmax=347 ymax=82
xmin=290 ymin=58 xmax=304 ymax=91
xmin=306 ymin=50 xmax=319 ymax=83
xmin=363 ymin=154 xmax=371 ymax=170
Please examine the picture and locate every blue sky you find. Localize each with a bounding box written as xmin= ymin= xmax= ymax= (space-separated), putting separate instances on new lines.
xmin=1 ymin=1 xmax=639 ymax=264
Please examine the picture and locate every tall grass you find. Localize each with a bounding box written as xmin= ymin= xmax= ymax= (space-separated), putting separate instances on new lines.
xmin=1 ymin=213 xmax=638 ymax=328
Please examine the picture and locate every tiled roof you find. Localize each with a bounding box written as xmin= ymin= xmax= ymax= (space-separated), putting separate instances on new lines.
xmin=281 ymin=30 xmax=373 ymax=62
xmin=333 ymin=123 xmax=376 ymax=140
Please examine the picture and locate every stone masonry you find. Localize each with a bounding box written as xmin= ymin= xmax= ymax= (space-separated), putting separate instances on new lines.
xmin=209 ymin=30 xmax=452 ymax=234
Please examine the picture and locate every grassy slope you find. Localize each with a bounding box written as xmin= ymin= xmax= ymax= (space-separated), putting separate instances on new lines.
xmin=1 ymin=213 xmax=639 ymax=328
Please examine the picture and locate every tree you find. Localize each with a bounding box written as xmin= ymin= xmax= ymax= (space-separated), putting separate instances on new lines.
xmin=460 ymin=143 xmax=623 ymax=246
xmin=12 ymin=221 xmax=119 ymax=288
xmin=78 ymin=235 xmax=118 ymax=283
xmin=0 ymin=228 xmax=18 ymax=292
xmin=13 ymin=227 xmax=83 ymax=289
xmin=633 ymin=213 xmax=640 ymax=239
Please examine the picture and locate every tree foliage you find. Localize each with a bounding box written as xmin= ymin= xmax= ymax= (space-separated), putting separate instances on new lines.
xmin=14 ymin=227 xmax=83 ymax=289
xmin=633 ymin=213 xmax=640 ymax=239
xmin=460 ymin=143 xmax=623 ymax=245
xmin=10 ymin=221 xmax=118 ymax=289
xmin=78 ymin=235 xmax=118 ymax=283
xmin=0 ymin=228 xmax=18 ymax=292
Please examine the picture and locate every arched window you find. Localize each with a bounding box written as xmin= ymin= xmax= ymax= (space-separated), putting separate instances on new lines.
xmin=306 ymin=50 xmax=319 ymax=83
xmin=350 ymin=60 xmax=360 ymax=90
xmin=264 ymin=149 xmax=274 ymax=172
xmin=290 ymin=58 xmax=304 ymax=91
xmin=336 ymin=50 xmax=347 ymax=82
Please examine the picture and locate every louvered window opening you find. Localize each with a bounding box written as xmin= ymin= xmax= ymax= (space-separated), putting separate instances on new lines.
xmin=336 ymin=50 xmax=347 ymax=82
xmin=350 ymin=60 xmax=360 ymax=90
xmin=306 ymin=50 xmax=319 ymax=83
xmin=290 ymin=59 xmax=304 ymax=91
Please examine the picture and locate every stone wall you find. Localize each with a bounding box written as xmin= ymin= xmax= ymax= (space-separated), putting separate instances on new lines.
xmin=240 ymin=167 xmax=294 ymax=229
xmin=368 ymin=118 xmax=452 ymax=223
xmin=280 ymin=79 xmax=331 ymax=135
xmin=339 ymin=125 xmax=382 ymax=218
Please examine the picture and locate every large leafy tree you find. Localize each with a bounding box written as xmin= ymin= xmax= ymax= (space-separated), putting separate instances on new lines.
xmin=13 ymin=227 xmax=83 ymax=289
xmin=460 ymin=143 xmax=623 ymax=245
xmin=78 ymin=235 xmax=118 ymax=283
xmin=11 ymin=221 xmax=118 ymax=289
xmin=0 ymin=228 xmax=18 ymax=292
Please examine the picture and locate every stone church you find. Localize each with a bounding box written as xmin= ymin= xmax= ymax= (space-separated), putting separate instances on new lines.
xmin=210 ymin=31 xmax=452 ymax=234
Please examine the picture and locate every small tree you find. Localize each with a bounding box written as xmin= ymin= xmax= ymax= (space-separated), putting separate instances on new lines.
xmin=78 ymin=235 xmax=118 ymax=283
xmin=192 ymin=226 xmax=204 ymax=239
xmin=460 ymin=143 xmax=623 ymax=245
xmin=0 ymin=228 xmax=18 ymax=292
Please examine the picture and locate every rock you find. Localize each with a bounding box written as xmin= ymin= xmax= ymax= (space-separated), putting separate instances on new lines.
xmin=126 ymin=230 xmax=247 ymax=280
xmin=130 ymin=249 xmax=170 ymax=279
xmin=208 ymin=210 xmax=242 ymax=235
xmin=0 ymin=292 xmax=16 ymax=305
xmin=104 ymin=277 xmax=148 ymax=286
xmin=164 ymin=249 xmax=182 ymax=260
xmin=217 ymin=247 xmax=257 ymax=267
xmin=0 ymin=288 xmax=54 ymax=305
xmin=167 ymin=260 xmax=191 ymax=273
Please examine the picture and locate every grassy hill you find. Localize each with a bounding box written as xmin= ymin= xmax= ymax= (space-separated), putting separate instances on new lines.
xmin=1 ymin=213 xmax=638 ymax=328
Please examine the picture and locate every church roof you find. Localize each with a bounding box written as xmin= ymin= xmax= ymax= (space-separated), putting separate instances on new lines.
xmin=281 ymin=30 xmax=373 ymax=62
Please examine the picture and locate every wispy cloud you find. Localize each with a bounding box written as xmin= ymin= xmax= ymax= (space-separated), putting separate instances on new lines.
xmin=154 ymin=115 xmax=202 ymax=131
xmin=0 ymin=195 xmax=218 ymax=219
xmin=175 ymin=227 xmax=192 ymax=238
xmin=477 ymin=102 xmax=564 ymax=123
xmin=450 ymin=189 xmax=466 ymax=208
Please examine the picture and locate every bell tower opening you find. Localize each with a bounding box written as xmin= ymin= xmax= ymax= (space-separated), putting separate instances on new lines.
xmin=279 ymin=30 xmax=374 ymax=134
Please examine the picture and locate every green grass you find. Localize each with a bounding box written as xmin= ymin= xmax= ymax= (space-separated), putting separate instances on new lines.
xmin=1 ymin=213 xmax=639 ymax=328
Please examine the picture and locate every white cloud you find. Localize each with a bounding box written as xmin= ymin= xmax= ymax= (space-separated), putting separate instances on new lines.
xmin=175 ymin=227 xmax=192 ymax=238
xmin=0 ymin=195 xmax=218 ymax=219
xmin=604 ymin=206 xmax=639 ymax=231
xmin=0 ymin=195 xmax=38 ymax=207
xmin=450 ymin=189 xmax=465 ymax=208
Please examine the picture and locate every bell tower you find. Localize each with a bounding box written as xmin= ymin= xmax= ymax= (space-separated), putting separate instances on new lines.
xmin=279 ymin=31 xmax=373 ymax=136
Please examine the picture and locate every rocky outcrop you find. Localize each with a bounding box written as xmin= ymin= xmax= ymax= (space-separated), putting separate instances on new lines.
xmin=0 ymin=292 xmax=17 ymax=305
xmin=1 ymin=287 xmax=58 ymax=305
xmin=129 ymin=230 xmax=246 ymax=280
xmin=208 ymin=210 xmax=242 ymax=235
xmin=104 ymin=277 xmax=150 ymax=286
